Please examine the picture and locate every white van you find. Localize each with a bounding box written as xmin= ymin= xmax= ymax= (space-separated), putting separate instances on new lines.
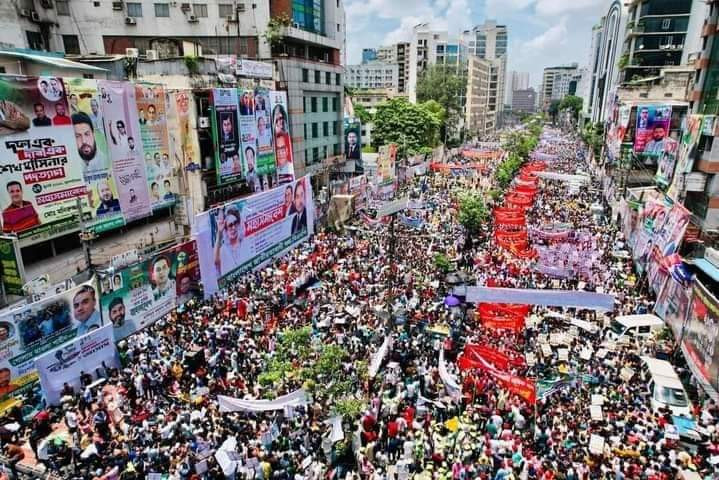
xmin=606 ymin=314 xmax=665 ymax=342
xmin=640 ymin=356 xmax=693 ymax=417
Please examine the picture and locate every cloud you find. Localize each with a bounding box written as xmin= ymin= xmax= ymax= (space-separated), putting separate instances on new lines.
xmin=486 ymin=0 xmax=535 ymax=16
xmin=534 ymin=0 xmax=604 ymax=17
xmin=524 ymin=17 xmax=568 ymax=50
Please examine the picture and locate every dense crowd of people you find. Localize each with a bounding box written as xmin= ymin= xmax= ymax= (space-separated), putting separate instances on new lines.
xmin=0 ymin=126 xmax=717 ymax=480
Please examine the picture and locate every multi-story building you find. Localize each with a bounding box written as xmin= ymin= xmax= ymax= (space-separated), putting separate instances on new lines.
xmin=582 ymin=23 xmax=604 ymax=122
xmin=462 ymin=21 xmax=508 ymax=122
xmin=512 ymin=88 xmax=537 ymax=113
xmin=408 ymin=24 xmax=468 ymax=103
xmin=505 ymin=70 xmax=529 ymax=106
xmin=377 ymin=42 xmax=410 ymax=94
xmin=465 ymin=56 xmax=493 ymax=138
xmin=346 ymin=62 xmax=399 ymax=91
xmin=362 ymin=48 xmax=377 ymax=64
xmin=621 ymin=0 xmax=705 ymax=84
xmin=540 ymin=63 xmax=579 ymax=107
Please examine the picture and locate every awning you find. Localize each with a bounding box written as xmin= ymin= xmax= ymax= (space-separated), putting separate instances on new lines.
xmin=0 ymin=50 xmax=108 ymax=72
xmin=690 ymin=258 xmax=719 ymax=283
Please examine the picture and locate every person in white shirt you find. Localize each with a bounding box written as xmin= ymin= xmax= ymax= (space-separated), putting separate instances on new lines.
xmin=214 ymin=206 xmax=244 ymax=276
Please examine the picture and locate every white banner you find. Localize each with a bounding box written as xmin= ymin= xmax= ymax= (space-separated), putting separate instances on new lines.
xmin=217 ymin=388 xmax=309 ymax=412
xmin=35 ymin=324 xmax=118 ymax=405
xmin=439 ymin=349 xmax=462 ymax=401
xmin=369 ymin=335 xmax=392 ymax=378
xmin=535 ymin=172 xmax=591 ymax=184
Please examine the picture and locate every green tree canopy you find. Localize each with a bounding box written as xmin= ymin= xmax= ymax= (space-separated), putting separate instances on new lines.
xmin=548 ymin=100 xmax=561 ymax=124
xmin=457 ymin=192 xmax=489 ymax=238
xmin=353 ymin=103 xmax=373 ymax=125
xmin=372 ymin=97 xmax=441 ymax=156
xmin=416 ymin=65 xmax=466 ymax=142
xmin=560 ymin=95 xmax=583 ymax=120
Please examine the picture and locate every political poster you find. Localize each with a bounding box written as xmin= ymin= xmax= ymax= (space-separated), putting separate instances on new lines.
xmin=254 ymin=88 xmax=277 ymax=178
xmin=213 ymin=88 xmax=242 ymax=185
xmin=99 ymin=240 xmax=200 ymax=340
xmin=236 ymin=89 xmax=260 ymax=192
xmin=135 ymin=84 xmax=176 ymax=210
xmin=668 ymin=114 xmax=703 ymax=200
xmin=653 ymin=202 xmax=690 ymax=256
xmin=0 ymin=75 xmax=86 ymax=244
xmin=269 ymin=90 xmax=294 ymax=185
xmin=377 ymin=144 xmax=398 ymax=186
xmin=35 ymin=324 xmax=118 ymax=406
xmin=0 ymin=278 xmax=100 ymax=402
xmin=349 ymin=175 xmax=369 ymax=211
xmin=655 ymin=274 xmax=690 ymax=336
xmin=0 ymin=235 xmax=24 ymax=296
xmin=682 ymin=280 xmax=719 ymax=397
xmin=344 ymin=118 xmax=362 ymax=173
xmin=655 ymin=137 xmax=679 ymax=188
xmin=195 ymin=177 xmax=314 ymax=296
xmin=167 ymin=90 xmax=201 ymax=173
xmin=65 ymin=78 xmax=125 ymax=234
xmin=633 ymin=105 xmax=672 ymax=156
xmin=98 ymin=80 xmax=151 ymax=221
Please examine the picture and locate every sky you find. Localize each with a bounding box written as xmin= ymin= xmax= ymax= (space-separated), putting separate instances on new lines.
xmin=344 ymin=0 xmax=608 ymax=88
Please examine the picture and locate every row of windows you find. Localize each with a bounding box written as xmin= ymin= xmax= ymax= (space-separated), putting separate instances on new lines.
xmin=303 ymin=121 xmax=341 ymax=139
xmin=303 ymin=96 xmax=340 ymax=113
xmin=302 ymin=69 xmax=341 ymax=86
xmin=121 ymin=2 xmax=224 ymax=18
xmin=305 ymin=144 xmax=341 ymax=166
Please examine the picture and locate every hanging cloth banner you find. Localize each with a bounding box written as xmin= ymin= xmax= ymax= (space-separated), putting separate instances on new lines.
xmin=536 ymin=172 xmax=591 ymax=184
xmin=218 ymin=389 xmax=309 ymax=412
xmin=438 ymin=349 xmax=462 ymax=401
xmin=531 ymin=152 xmax=558 ymax=162
xmin=457 ymin=353 xmax=536 ymax=403
xmin=464 ymin=343 xmax=525 ymax=370
xmin=478 ymin=303 xmax=530 ymax=318
xmin=464 ymin=286 xmax=615 ymax=311
xmin=369 ymin=335 xmax=392 ymax=378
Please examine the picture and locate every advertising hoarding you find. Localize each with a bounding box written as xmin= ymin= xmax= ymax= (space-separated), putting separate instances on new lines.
xmin=212 ymin=88 xmax=242 ymax=185
xmin=269 ymin=90 xmax=294 ymax=185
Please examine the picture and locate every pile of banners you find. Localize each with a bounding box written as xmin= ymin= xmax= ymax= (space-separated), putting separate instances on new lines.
xmin=534 ymin=241 xmax=602 ymax=281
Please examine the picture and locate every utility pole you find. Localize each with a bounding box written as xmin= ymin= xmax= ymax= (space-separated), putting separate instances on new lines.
xmin=75 ymin=197 xmax=95 ymax=272
xmin=385 ymin=213 xmax=397 ymax=330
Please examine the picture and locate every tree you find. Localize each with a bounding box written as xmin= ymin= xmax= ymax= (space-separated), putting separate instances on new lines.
xmin=548 ymin=100 xmax=561 ymax=124
xmin=560 ymin=95 xmax=583 ymax=121
xmin=372 ymin=98 xmax=441 ymax=157
xmin=416 ymin=65 xmax=466 ymax=143
xmin=457 ymin=192 xmax=489 ymax=240
xmin=353 ymin=103 xmax=373 ymax=125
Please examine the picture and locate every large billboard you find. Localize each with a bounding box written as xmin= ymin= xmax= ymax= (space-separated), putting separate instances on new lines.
xmin=0 ymin=76 xmax=86 ymax=243
xmin=135 ymin=84 xmax=176 ymax=210
xmin=212 ymin=88 xmax=242 ymax=185
xmin=238 ymin=88 xmax=259 ymax=191
xmin=99 ymin=241 xmax=200 ymax=340
xmin=65 ymin=78 xmax=126 ymax=234
xmin=682 ymin=280 xmax=719 ymax=397
xmin=254 ymin=87 xmax=277 ymax=179
xmin=98 ymin=80 xmax=151 ymax=221
xmin=344 ymin=118 xmax=362 ymax=173
xmin=269 ymin=90 xmax=294 ymax=185
xmin=195 ymin=177 xmax=314 ymax=296
xmin=0 ymin=278 xmax=99 ymax=401
xmin=167 ymin=90 xmax=201 ymax=174
xmin=377 ymin=143 xmax=398 ymax=186
xmin=633 ymin=105 xmax=672 ymax=156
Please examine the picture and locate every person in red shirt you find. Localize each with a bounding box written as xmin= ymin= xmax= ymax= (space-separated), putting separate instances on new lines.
xmin=2 ymin=181 xmax=39 ymax=233
xmin=51 ymin=102 xmax=71 ymax=126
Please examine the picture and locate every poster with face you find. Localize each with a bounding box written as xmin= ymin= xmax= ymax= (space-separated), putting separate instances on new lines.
xmin=254 ymin=87 xmax=277 ymax=178
xmin=344 ymin=118 xmax=362 ymax=173
xmin=0 ymin=76 xmax=86 ymax=243
xmin=212 ymin=88 xmax=241 ymax=185
xmin=194 ymin=177 xmax=314 ymax=296
xmin=269 ymin=90 xmax=294 ymax=185
xmin=633 ymin=105 xmax=672 ymax=157
xmin=98 ymin=80 xmax=151 ymax=222
xmin=135 ymin=84 xmax=176 ymax=210
xmin=99 ymin=241 xmax=200 ymax=340
xmin=668 ymin=114 xmax=703 ymax=200
xmin=653 ymin=202 xmax=690 ymax=256
xmin=166 ymin=90 xmax=201 ymax=179
xmin=66 ymin=78 xmax=125 ymax=234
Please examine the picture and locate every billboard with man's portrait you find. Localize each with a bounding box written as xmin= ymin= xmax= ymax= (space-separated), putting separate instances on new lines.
xmin=212 ymin=88 xmax=242 ymax=185
xmin=254 ymin=87 xmax=277 ymax=178
xmin=0 ymin=278 xmax=99 ymax=402
xmin=0 ymin=76 xmax=87 ymax=245
xmin=633 ymin=105 xmax=672 ymax=157
xmin=194 ymin=177 xmax=314 ymax=296
xmin=269 ymin=90 xmax=295 ymax=185
xmin=344 ymin=118 xmax=362 ymax=173
xmin=99 ymin=240 xmax=200 ymax=341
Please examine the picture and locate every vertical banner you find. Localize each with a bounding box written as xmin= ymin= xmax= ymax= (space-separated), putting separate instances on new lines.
xmin=377 ymin=144 xmax=398 ymax=186
xmin=0 ymin=76 xmax=86 ymax=242
xmin=135 ymin=84 xmax=176 ymax=210
xmin=98 ymin=80 xmax=151 ymax=221
xmin=349 ymin=175 xmax=369 ymax=211
xmin=66 ymin=78 xmax=125 ymax=233
xmin=0 ymin=279 xmax=99 ymax=402
xmin=212 ymin=88 xmax=242 ymax=185
xmin=0 ymin=235 xmax=24 ymax=296
xmin=344 ymin=118 xmax=363 ymax=173
xmin=633 ymin=105 xmax=672 ymax=156
xmin=653 ymin=202 xmax=690 ymax=256
xmin=269 ymin=90 xmax=295 ymax=184
xmin=654 ymin=274 xmax=690 ymax=335
xmin=99 ymin=241 xmax=200 ymax=340
xmin=167 ymin=90 xmax=201 ymax=172
xmin=682 ymin=280 xmax=719 ymax=397
xmin=194 ymin=177 xmax=315 ymax=296
xmin=238 ymin=89 xmax=260 ymax=191
xmin=655 ymin=137 xmax=679 ymax=188
xmin=254 ymin=87 xmax=277 ymax=180
xmin=35 ymin=324 xmax=118 ymax=406
xmin=668 ymin=115 xmax=703 ymax=200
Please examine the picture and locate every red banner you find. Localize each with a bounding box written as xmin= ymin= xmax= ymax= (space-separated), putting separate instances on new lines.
xmin=478 ymin=303 xmax=530 ymax=317
xmin=464 ymin=343 xmax=525 ymax=370
xmin=457 ymin=354 xmax=536 ymax=403
xmin=482 ymin=315 xmax=526 ymax=331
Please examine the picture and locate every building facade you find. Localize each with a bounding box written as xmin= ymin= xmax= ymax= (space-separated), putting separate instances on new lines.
xmin=362 ymin=48 xmax=377 ymax=64
xmin=540 ymin=63 xmax=579 ymax=107
xmin=505 ymin=70 xmax=529 ymax=106
xmin=408 ymin=25 xmax=467 ymax=103
xmin=462 ymin=21 xmax=508 ymax=122
xmin=512 ymin=88 xmax=537 ymax=113
xmin=377 ymin=42 xmax=410 ymax=94
xmin=346 ymin=61 xmax=399 ymax=91
xmin=465 ymin=56 xmax=493 ymax=138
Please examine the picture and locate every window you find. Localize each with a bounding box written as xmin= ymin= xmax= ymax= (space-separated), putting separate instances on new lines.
xmin=56 ymin=0 xmax=70 ymax=15
xmin=311 ymin=97 xmax=317 ymax=113
xmin=302 ymin=69 xmax=309 ymax=82
xmin=218 ymin=3 xmax=233 ymax=17
xmin=333 ymin=143 xmax=340 ymax=156
xmin=127 ymin=2 xmax=142 ymax=16
xmin=332 ymin=97 xmax=338 ymax=112
xmin=193 ymin=3 xmax=208 ymax=17
xmin=323 ymin=145 xmax=327 ymax=159
xmin=326 ymin=72 xmax=331 ymax=84
xmin=323 ymin=121 xmax=328 ymax=136
xmin=63 ymin=35 xmax=80 ymax=54
xmin=322 ymin=97 xmax=328 ymax=112
xmin=312 ymin=123 xmax=318 ymax=138
xmin=332 ymin=121 xmax=338 ymax=135
xmin=314 ymin=70 xmax=321 ymax=83
xmin=336 ymin=73 xmax=341 ymax=85
xmin=0 ymin=67 xmax=5 ymax=74
xmin=337 ymin=24 xmax=340 ymax=32
xmin=313 ymin=147 xmax=320 ymax=163
xmin=26 ymin=31 xmax=44 ymax=50
xmin=83 ymin=73 xmax=94 ymax=79
xmin=154 ymin=3 xmax=170 ymax=17
xmin=661 ymin=18 xmax=671 ymax=30
xmin=304 ymin=124 xmax=307 ymax=139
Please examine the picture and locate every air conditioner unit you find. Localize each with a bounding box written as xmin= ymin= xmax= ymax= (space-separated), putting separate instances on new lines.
xmin=125 ymin=16 xmax=137 ymax=24
xmin=125 ymin=47 xmax=139 ymax=57
xmin=30 ymin=11 xmax=40 ymax=21
xmin=198 ymin=117 xmax=209 ymax=128
xmin=237 ymin=3 xmax=246 ymax=12
xmin=112 ymin=1 xmax=124 ymax=10
xmin=188 ymin=14 xmax=198 ymax=22
xmin=145 ymin=49 xmax=158 ymax=60
xmin=19 ymin=8 xmax=31 ymax=17
xmin=40 ymin=0 xmax=53 ymax=8
xmin=180 ymin=3 xmax=191 ymax=11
